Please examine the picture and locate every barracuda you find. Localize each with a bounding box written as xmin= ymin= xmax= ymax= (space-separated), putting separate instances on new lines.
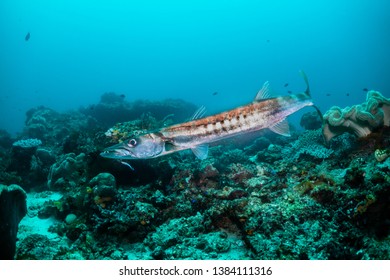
xmin=100 ymin=71 xmax=322 ymax=162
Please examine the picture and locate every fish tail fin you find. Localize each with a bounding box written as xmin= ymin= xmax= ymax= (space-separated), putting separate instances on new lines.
xmin=299 ymin=70 xmax=310 ymax=97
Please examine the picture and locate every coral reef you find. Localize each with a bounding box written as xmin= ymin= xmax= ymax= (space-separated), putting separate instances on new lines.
xmin=144 ymin=212 xmax=243 ymax=259
xmin=12 ymin=138 xmax=42 ymax=149
xmin=0 ymin=92 xmax=388 ymax=260
xmin=300 ymin=111 xmax=322 ymax=130
xmin=0 ymin=130 xmax=13 ymax=152
xmin=8 ymin=139 xmax=42 ymax=175
xmin=4 ymin=138 xmax=55 ymax=190
xmin=80 ymin=92 xmax=197 ymax=128
xmin=24 ymin=106 xmax=98 ymax=147
xmin=282 ymin=129 xmax=333 ymax=160
xmin=47 ymin=153 xmax=88 ymax=191
xmin=323 ymin=90 xmax=390 ymax=142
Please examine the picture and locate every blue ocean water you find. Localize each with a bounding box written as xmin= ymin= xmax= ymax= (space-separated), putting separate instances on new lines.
xmin=0 ymin=0 xmax=389 ymax=135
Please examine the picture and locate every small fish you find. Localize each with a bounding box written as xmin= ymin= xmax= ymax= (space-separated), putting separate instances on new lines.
xmin=266 ymin=39 xmax=270 ymax=43
xmin=284 ymin=83 xmax=289 ymax=87
xmin=326 ymin=93 xmax=331 ymax=96
xmin=346 ymin=93 xmax=350 ymax=96
xmin=25 ymin=32 xmax=30 ymax=41
xmin=287 ymin=90 xmax=292 ymax=94
xmin=362 ymin=88 xmax=368 ymax=92
xmin=120 ymin=94 xmax=126 ymax=99
xmin=101 ymin=71 xmax=322 ymax=162
xmin=212 ymin=92 xmax=218 ymax=96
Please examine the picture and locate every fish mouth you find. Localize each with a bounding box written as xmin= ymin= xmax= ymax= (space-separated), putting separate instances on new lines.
xmin=100 ymin=143 xmax=137 ymax=159
xmin=100 ymin=150 xmax=136 ymax=159
xmin=100 ymin=150 xmax=135 ymax=159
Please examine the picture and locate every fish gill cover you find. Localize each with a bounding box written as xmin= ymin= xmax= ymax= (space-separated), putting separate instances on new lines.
xmin=0 ymin=0 xmax=389 ymax=260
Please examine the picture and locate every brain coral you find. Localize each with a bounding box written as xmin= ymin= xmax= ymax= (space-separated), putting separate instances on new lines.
xmin=322 ymin=90 xmax=390 ymax=143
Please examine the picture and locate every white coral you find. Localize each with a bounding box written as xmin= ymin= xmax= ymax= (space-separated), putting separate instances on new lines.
xmin=12 ymin=138 xmax=42 ymax=148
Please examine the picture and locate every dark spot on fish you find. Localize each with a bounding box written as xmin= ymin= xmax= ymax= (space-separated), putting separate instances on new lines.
xmin=287 ymin=90 xmax=292 ymax=94
xmin=284 ymin=83 xmax=289 ymax=87
xmin=25 ymin=32 xmax=30 ymax=41
xmin=120 ymin=94 xmax=125 ymax=99
xmin=363 ymin=88 xmax=368 ymax=92
xmin=212 ymin=92 xmax=218 ymax=96
xmin=326 ymin=93 xmax=331 ymax=96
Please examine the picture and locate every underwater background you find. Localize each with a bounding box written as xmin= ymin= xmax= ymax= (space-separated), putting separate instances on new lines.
xmin=1 ymin=0 xmax=389 ymax=135
xmin=0 ymin=0 xmax=389 ymax=260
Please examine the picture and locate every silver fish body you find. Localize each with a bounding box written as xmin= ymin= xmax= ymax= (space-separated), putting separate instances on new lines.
xmin=100 ymin=72 xmax=320 ymax=161
xmin=161 ymin=93 xmax=313 ymax=146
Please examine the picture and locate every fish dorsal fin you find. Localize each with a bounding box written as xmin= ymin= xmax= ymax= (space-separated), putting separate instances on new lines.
xmin=191 ymin=144 xmax=209 ymax=160
xmin=254 ymin=81 xmax=271 ymax=101
xmin=269 ymin=118 xmax=291 ymax=137
xmin=191 ymin=105 xmax=206 ymax=120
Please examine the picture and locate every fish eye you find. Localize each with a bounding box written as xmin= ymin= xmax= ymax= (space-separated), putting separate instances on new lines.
xmin=128 ymin=139 xmax=137 ymax=147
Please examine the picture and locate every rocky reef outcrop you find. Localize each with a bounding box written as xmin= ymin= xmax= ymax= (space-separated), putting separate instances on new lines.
xmin=0 ymin=184 xmax=27 ymax=259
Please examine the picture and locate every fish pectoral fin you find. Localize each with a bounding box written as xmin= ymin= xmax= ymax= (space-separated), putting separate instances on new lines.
xmin=191 ymin=144 xmax=209 ymax=160
xmin=254 ymin=81 xmax=272 ymax=101
xmin=269 ymin=119 xmax=291 ymax=137
xmin=119 ymin=160 xmax=135 ymax=171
